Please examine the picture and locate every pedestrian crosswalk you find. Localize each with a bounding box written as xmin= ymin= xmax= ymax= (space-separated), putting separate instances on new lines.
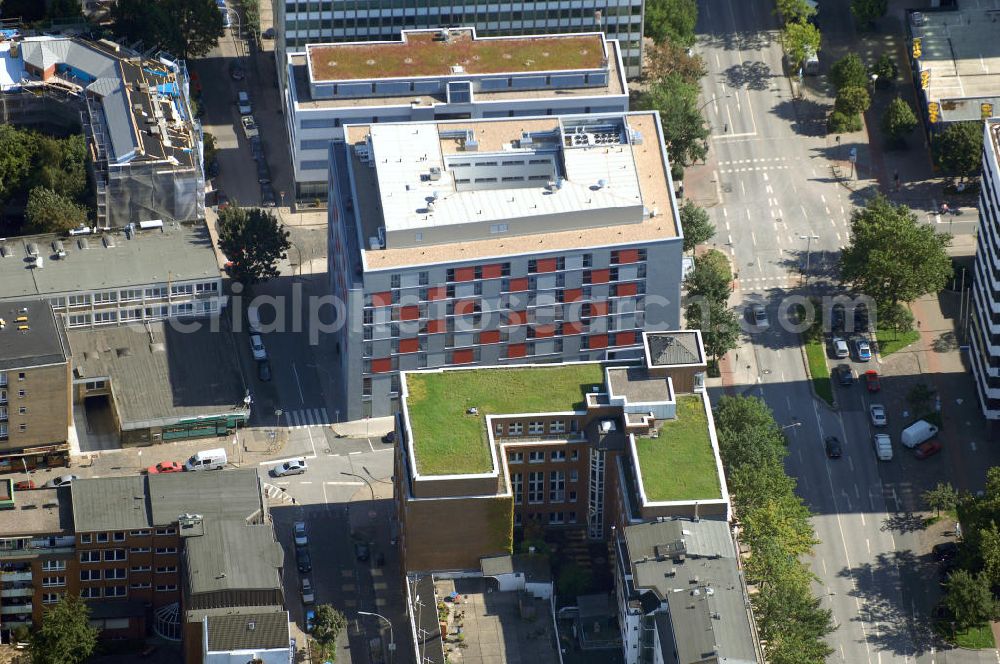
xmin=283 ymin=408 xmax=329 ymax=429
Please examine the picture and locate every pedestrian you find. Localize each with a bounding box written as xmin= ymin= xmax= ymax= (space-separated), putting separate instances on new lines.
xmin=724 ymin=123 xmax=729 ymax=133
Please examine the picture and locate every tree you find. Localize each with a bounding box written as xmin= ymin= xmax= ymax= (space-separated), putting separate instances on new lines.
xmin=644 ymin=0 xmax=698 ymax=46
xmin=851 ymin=0 xmax=888 ymax=28
xmin=112 ymin=0 xmax=223 ymax=60
xmin=937 ymin=121 xmax=985 ymax=181
xmin=828 ymin=110 xmax=862 ymax=134
xmin=834 ymin=86 xmax=871 ymax=116
xmin=944 ymin=570 xmax=995 ymax=630
xmin=24 ymin=187 xmax=88 ymax=234
xmin=840 ymin=194 xmax=952 ymax=306
xmin=979 ymin=522 xmax=1000 ymax=587
xmin=556 ymin=562 xmax=593 ymax=597
xmin=775 ymin=0 xmax=817 ymax=23
xmin=1 ymin=0 xmax=47 ymax=21
xmin=923 ymin=482 xmax=958 ymax=518
xmin=0 ymin=124 xmax=35 ymax=202
xmin=907 ymin=382 xmax=936 ymax=414
xmin=680 ymin=200 xmax=715 ymax=252
xmin=28 ymin=594 xmax=98 ymax=664
xmin=311 ymin=604 xmax=347 ymax=661
xmin=218 ymin=205 xmax=291 ymax=285
xmin=47 ymin=0 xmax=82 ymax=19
xmin=881 ymin=97 xmax=918 ymax=146
xmin=685 ymin=249 xmax=731 ymax=303
xmin=686 ymin=299 xmax=739 ymax=361
xmin=880 ymin=301 xmax=914 ymax=336
xmin=871 ymin=53 xmax=898 ymax=85
xmin=645 ymin=37 xmax=707 ymax=85
xmin=111 ymin=0 xmax=171 ymax=50
xmin=782 ymin=19 xmax=821 ymax=71
xmin=830 ymin=53 xmax=869 ymax=92
xmin=637 ymin=73 xmax=709 ymax=166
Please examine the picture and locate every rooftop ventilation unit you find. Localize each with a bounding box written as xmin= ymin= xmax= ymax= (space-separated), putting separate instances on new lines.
xmin=428 ymin=166 xmax=442 ymax=181
xmin=464 ymin=131 xmax=479 ymax=151
xmin=52 ymin=240 xmax=66 ymax=258
xmin=103 ymin=236 xmax=116 ymax=249
xmin=26 ymin=243 xmax=38 ymax=257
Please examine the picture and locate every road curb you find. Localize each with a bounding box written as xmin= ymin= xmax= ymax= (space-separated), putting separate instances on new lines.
xmin=798 ymin=339 xmax=839 ymax=412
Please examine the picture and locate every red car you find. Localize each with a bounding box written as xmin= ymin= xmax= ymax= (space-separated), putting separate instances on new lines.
xmin=865 ymin=370 xmax=881 ymax=392
xmin=145 ymin=461 xmax=183 ymax=475
xmin=14 ymin=480 xmax=36 ymax=490
xmin=915 ymin=440 xmax=943 ymax=460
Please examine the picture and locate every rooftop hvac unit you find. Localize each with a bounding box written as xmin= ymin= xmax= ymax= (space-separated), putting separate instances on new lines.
xmin=139 ymin=219 xmax=164 ymax=230
xmin=52 ymin=240 xmax=66 ymax=258
xmin=369 ymin=236 xmax=380 ymax=250
xmin=464 ymin=131 xmax=479 ymax=151
xmin=29 ymin=256 xmax=43 ymax=269
xmin=428 ymin=166 xmax=442 ymax=181
xmin=26 ymin=242 xmax=38 ymax=257
xmin=102 ymin=235 xmax=116 ymax=249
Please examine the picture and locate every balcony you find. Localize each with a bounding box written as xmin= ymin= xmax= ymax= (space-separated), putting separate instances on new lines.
xmin=0 ymin=546 xmax=73 ymax=560
xmin=1 ymin=571 xmax=31 ymax=583
xmin=0 ymin=603 xmax=32 ymax=615
xmin=1 ymin=587 xmax=33 ymax=598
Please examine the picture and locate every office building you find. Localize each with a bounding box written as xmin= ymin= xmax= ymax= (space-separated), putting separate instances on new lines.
xmin=972 ymin=118 xmax=1000 ymax=419
xmin=0 ymin=300 xmax=72 ymax=470
xmin=275 ymin=0 xmax=645 ymax=78
xmin=393 ymin=330 xmax=730 ymax=573
xmin=0 ymin=36 xmax=204 ymax=227
xmin=614 ymin=518 xmax=762 ymax=664
xmin=284 ymin=27 xmax=628 ymax=200
xmin=328 ymin=112 xmax=684 ymax=420
xmin=0 ymin=223 xmax=224 ymax=329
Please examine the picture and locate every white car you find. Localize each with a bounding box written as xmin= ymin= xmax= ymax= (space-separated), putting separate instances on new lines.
xmin=44 ymin=474 xmax=79 ymax=488
xmin=300 ymin=576 xmax=315 ymax=604
xmin=270 ymin=458 xmax=307 ymax=477
xmin=241 ymin=115 xmax=259 ymax=139
xmin=293 ymin=521 xmax=308 ymax=546
xmin=833 ymin=336 xmax=849 ymax=358
xmin=249 ymin=334 xmax=267 ymax=361
xmin=869 ymin=404 xmax=887 ymax=427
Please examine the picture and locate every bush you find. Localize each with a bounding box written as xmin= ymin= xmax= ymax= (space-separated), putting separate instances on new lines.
xmin=881 ymin=97 xmax=918 ymax=147
xmin=830 ymin=53 xmax=868 ymax=91
xmin=835 ymin=86 xmax=871 ymax=116
xmin=828 ymin=110 xmax=862 ymax=134
xmin=871 ymin=53 xmax=898 ymax=86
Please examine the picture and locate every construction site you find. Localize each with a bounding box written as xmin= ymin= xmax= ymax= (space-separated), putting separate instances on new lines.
xmin=0 ymin=34 xmax=205 ymax=228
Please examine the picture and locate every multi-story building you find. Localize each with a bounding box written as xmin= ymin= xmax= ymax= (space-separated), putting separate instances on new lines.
xmin=284 ymin=27 xmax=628 ymax=200
xmin=275 ymin=0 xmax=645 ymax=78
xmin=0 ymin=469 xmax=285 ymax=660
xmin=972 ymin=118 xmax=1000 ymax=419
xmin=392 ymin=330 xmax=731 ymax=573
xmin=614 ymin=518 xmax=762 ymax=664
xmin=0 ymin=36 xmax=205 ymax=227
xmin=0 ymin=222 xmax=224 ymax=329
xmin=0 ymin=300 xmax=72 ymax=470
xmin=328 ymin=111 xmax=684 ymax=420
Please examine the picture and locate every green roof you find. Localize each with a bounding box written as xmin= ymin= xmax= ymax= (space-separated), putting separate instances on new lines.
xmin=405 ymin=364 xmax=606 ymax=476
xmin=634 ymin=395 xmax=722 ymax=502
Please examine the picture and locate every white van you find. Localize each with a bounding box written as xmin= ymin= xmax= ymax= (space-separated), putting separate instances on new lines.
xmin=803 ymin=47 xmax=820 ymax=76
xmin=873 ymin=434 xmax=893 ymax=461
xmin=901 ymin=420 xmax=938 ymax=449
xmin=184 ymin=448 xmax=228 ymax=471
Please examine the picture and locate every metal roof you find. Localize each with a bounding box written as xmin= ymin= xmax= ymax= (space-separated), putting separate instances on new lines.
xmin=205 ymin=610 xmax=290 ymax=652
xmin=0 ymin=223 xmax=220 ymax=300
xmin=646 ymin=331 xmax=703 ymax=367
xmin=0 ymin=299 xmax=69 ymax=371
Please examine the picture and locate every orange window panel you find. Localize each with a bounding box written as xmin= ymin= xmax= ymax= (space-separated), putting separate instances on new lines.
xmin=588 ymin=335 xmax=609 ymax=349
xmin=399 ymin=338 xmax=420 ymax=353
xmin=507 ymin=343 xmax=527 ymax=358
xmin=371 ymin=291 xmax=391 ymax=307
xmin=589 ymin=269 xmax=610 ymax=284
xmin=371 ymin=358 xmax=392 ymax=373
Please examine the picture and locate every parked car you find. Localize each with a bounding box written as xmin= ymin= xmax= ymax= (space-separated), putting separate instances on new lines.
xmin=260 ymin=182 xmax=277 ymax=207
xmin=257 ymin=359 xmax=272 ymax=382
xmin=249 ymin=334 xmax=267 ymax=361
xmin=933 ymin=542 xmax=959 ymax=562
xmin=914 ymin=439 xmax=943 ymax=460
xmin=249 ymin=136 xmax=263 ymax=160
xmin=305 ymin=609 xmax=316 ymax=632
xmin=257 ymin=160 xmax=271 ymax=184
xmin=855 ymin=338 xmax=872 ymax=361
xmin=241 ymin=115 xmax=259 ymax=139
xmin=831 ymin=303 xmax=845 ymax=331
xmin=228 ymin=61 xmax=244 ymax=80
xmin=146 ymin=461 xmax=183 ymax=474
xmin=750 ymin=304 xmax=769 ymax=328
xmin=262 ymin=27 xmax=276 ymax=39
xmin=869 ymin=404 xmax=887 ymax=427
xmin=835 ymin=363 xmax=853 ymax=386
xmin=381 ymin=431 xmax=395 ymax=444
xmin=296 ymin=546 xmax=312 ymax=573
xmin=270 ymin=458 xmax=307 ymax=477
xmin=901 ymin=420 xmax=938 ymax=448
xmin=293 ymin=521 xmax=308 ymax=546
xmin=184 ymin=448 xmax=227 ymax=471
xmin=824 ymin=436 xmax=843 ymax=459
xmin=14 ymin=480 xmax=36 ymax=490
xmin=833 ymin=336 xmax=850 ymax=358
xmin=865 ymin=370 xmax=880 ymax=392
xmin=300 ymin=576 xmax=315 ymax=604
xmin=237 ymin=90 xmax=252 ymax=115
xmin=873 ymin=433 xmax=893 ymax=461
xmin=354 ymin=542 xmax=371 ymax=562
xmin=855 ymin=303 xmax=870 ymax=330
xmin=43 ymin=474 xmax=79 ymax=488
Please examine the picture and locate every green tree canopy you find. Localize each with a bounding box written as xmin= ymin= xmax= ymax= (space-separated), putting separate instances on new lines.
xmin=880 ymin=301 xmax=915 ymax=336
xmin=775 ymin=0 xmax=817 ymax=23
xmin=944 ymin=570 xmax=996 ymax=630
xmin=113 ymin=0 xmax=224 ymax=60
xmin=29 ymin=595 xmax=98 ymax=664
xmin=936 ymin=121 xmax=985 ymax=181
xmin=645 ymin=37 xmax=707 ymax=85
xmin=834 ymin=86 xmax=871 ymax=116
xmin=979 ymin=522 xmax=1000 ymax=587
xmin=679 ymin=200 xmax=715 ymax=252
xmin=840 ymin=194 xmax=952 ymax=306
xmin=218 ymin=205 xmax=291 ymax=285
xmin=311 ymin=604 xmax=347 ymax=661
xmin=685 ymin=298 xmax=739 ymax=361
xmin=881 ymin=97 xmax=918 ymax=146
xmin=643 ymin=0 xmax=698 ymax=46
xmin=637 ymin=73 xmax=709 ymax=166
xmin=871 ymin=53 xmax=898 ymax=84
xmin=0 ymin=124 xmax=35 ymax=202
xmin=25 ymin=187 xmax=88 ymax=234
xmin=851 ymin=0 xmax=888 ymax=27
xmin=783 ymin=19 xmax=821 ymax=71
xmin=830 ymin=54 xmax=868 ymax=91
xmin=923 ymin=482 xmax=958 ymax=517
xmin=685 ymin=249 xmax=731 ymax=303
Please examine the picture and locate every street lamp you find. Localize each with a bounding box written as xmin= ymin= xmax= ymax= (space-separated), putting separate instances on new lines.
xmin=358 ymin=611 xmax=395 ymax=663
xmin=225 ymin=8 xmax=242 ymax=61
xmin=341 ymin=470 xmax=375 ymax=501
xmin=274 ymin=408 xmax=284 ymax=432
xmin=697 ymin=93 xmax=733 ymax=113
xmin=799 ymin=234 xmax=820 ymax=279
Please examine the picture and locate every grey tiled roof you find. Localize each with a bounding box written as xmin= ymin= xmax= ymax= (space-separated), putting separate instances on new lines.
xmin=205 ymin=610 xmax=290 ymax=652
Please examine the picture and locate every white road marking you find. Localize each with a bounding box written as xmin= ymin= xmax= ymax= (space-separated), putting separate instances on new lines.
xmin=325 ymin=480 xmax=364 ymax=486
xmin=291 ymin=362 xmax=306 ymax=404
xmin=751 ymin=231 xmax=757 ymax=246
xmin=763 ymin=172 xmax=769 ymax=181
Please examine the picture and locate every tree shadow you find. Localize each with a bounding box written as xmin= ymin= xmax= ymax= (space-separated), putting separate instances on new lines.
xmin=881 ymin=511 xmax=926 ymax=535
xmin=723 ymin=60 xmax=774 ymax=90
xmin=770 ymin=97 xmax=830 ymax=137
xmin=931 ymin=331 xmax=958 ymax=353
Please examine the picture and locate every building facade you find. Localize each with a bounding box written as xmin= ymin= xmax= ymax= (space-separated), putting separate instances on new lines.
xmin=0 ymin=301 xmax=72 ymax=470
xmin=972 ymin=118 xmax=1000 ymax=419
xmin=327 ymin=112 xmax=684 ymax=420
xmin=275 ymin=0 xmax=645 ymax=78
xmin=284 ymin=28 xmax=628 ymax=200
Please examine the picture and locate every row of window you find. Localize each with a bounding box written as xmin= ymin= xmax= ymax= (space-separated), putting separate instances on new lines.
xmin=67 ymin=302 xmax=220 ymax=328
xmin=511 ymin=470 xmax=577 ymax=504
xmin=60 ymin=282 xmax=218 ymax=308
xmin=79 ymin=547 xmax=177 ymax=563
xmin=79 ymin=565 xmax=176 ymax=581
xmin=80 ymin=528 xmax=175 ymax=544
xmin=513 ymin=511 xmax=578 ymax=526
xmin=509 ymin=445 xmax=578 ymax=460
xmin=367 ymin=278 xmax=645 ymax=311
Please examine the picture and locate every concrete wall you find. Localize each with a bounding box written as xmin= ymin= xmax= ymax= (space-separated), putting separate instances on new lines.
xmin=0 ymin=362 xmax=70 ymax=453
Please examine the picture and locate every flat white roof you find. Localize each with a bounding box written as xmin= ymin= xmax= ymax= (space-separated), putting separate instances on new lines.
xmin=0 ymin=41 xmax=24 ymax=90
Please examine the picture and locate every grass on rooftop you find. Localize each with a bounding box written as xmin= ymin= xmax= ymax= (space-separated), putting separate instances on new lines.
xmin=634 ymin=395 xmax=722 ymax=502
xmin=406 ymin=364 xmax=606 ymax=476
xmin=310 ymin=32 xmax=605 ymax=80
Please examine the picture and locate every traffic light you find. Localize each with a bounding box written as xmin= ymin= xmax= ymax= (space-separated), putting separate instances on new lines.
xmin=928 ymin=102 xmax=940 ymax=123
xmin=920 ymin=70 xmax=930 ymax=89
xmin=912 ymin=38 xmax=922 ymax=59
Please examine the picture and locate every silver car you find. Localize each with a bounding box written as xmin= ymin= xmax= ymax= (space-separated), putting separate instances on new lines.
xmin=869 ymin=404 xmax=887 ymax=427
